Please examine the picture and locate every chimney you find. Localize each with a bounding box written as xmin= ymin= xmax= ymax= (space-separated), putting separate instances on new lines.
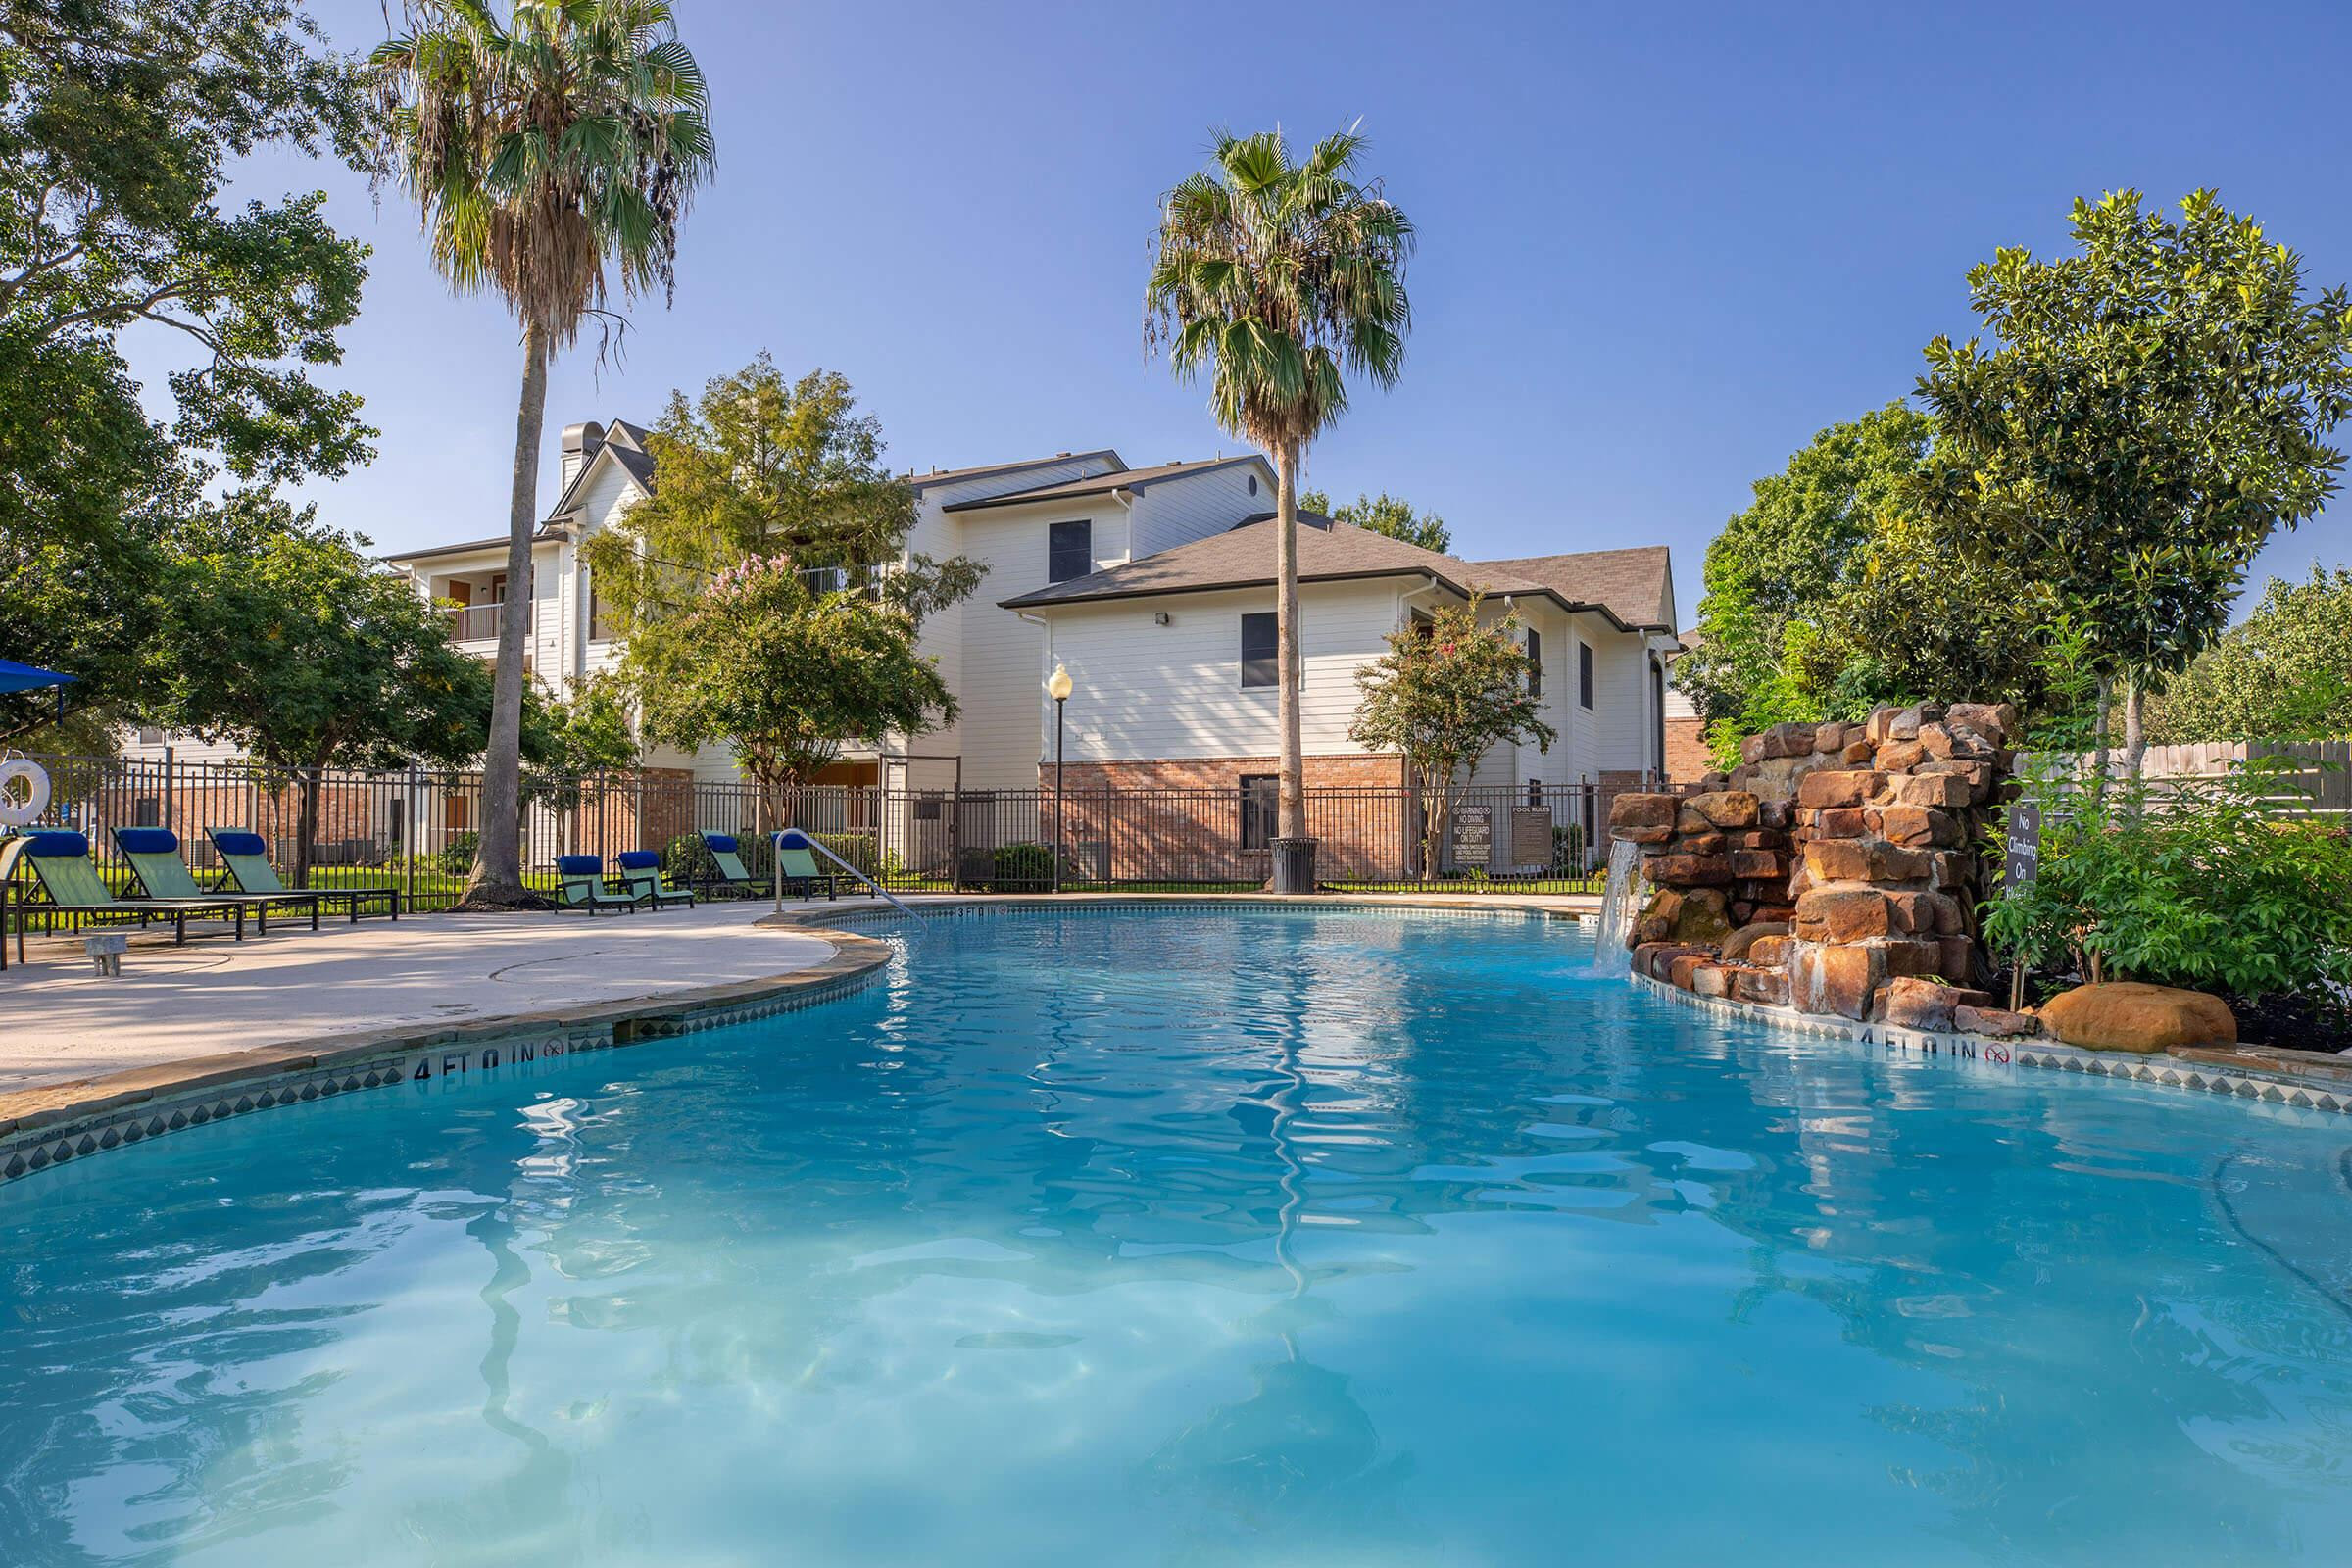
xmin=561 ymin=420 xmax=606 ymax=492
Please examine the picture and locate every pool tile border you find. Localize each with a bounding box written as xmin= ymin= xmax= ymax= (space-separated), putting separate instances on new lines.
xmin=0 ymin=927 xmax=894 ymax=1186
xmin=1635 ymin=970 xmax=2352 ymax=1119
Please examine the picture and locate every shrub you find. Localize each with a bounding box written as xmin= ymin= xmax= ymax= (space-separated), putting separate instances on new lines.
xmin=1984 ymin=757 xmax=2352 ymax=1003
xmin=1552 ymin=823 xmax=1588 ymax=874
xmin=813 ymin=831 xmax=878 ymax=876
xmin=435 ymin=830 xmax=480 ymax=877
xmin=991 ymin=842 xmax=1054 ymax=888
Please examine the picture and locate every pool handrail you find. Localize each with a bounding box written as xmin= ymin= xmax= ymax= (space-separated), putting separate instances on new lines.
xmin=772 ymin=830 xmax=921 ymax=925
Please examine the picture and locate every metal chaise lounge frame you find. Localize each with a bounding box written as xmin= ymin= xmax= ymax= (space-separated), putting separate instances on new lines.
xmin=776 ymin=836 xmax=845 ymax=902
xmin=555 ymin=854 xmax=646 ymax=915
xmin=614 ymin=850 xmax=695 ymax=909
xmin=111 ymin=826 xmax=321 ymax=933
xmin=0 ymin=829 xmax=250 ymax=971
xmin=206 ymin=826 xmax=400 ymax=921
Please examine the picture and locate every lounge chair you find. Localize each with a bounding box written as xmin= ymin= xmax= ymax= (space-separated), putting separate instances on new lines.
xmin=0 ymin=829 xmax=250 ymax=970
xmin=615 ymin=850 xmax=695 ymax=909
xmin=555 ymin=854 xmax=642 ymax=915
xmin=207 ymin=827 xmax=400 ymax=921
xmin=111 ymin=827 xmax=320 ymax=933
xmin=776 ymin=834 xmax=846 ymax=902
xmin=698 ymin=831 xmax=770 ymax=898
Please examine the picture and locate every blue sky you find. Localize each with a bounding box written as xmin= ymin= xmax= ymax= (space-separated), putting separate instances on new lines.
xmin=146 ymin=0 xmax=2352 ymax=626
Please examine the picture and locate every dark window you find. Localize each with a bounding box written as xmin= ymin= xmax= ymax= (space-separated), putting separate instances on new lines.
xmin=135 ymin=726 xmax=164 ymax=746
xmin=1239 ymin=774 xmax=1279 ymax=850
xmin=1240 ymin=612 xmax=1279 ymax=689
xmin=912 ymin=796 xmax=944 ymax=822
xmin=133 ymin=796 xmax=161 ymax=828
xmin=1048 ymin=519 xmax=1092 ymax=583
xmin=1651 ymin=659 xmax=1667 ymax=775
xmin=1578 ymin=642 xmax=1595 ymax=710
xmin=1526 ymin=628 xmax=1543 ymax=698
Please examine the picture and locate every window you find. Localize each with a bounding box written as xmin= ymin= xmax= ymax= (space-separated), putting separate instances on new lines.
xmin=133 ymin=796 xmax=161 ymax=828
xmin=1239 ymin=774 xmax=1278 ymax=851
xmin=912 ymin=796 xmax=944 ymax=822
xmin=1240 ymin=612 xmax=1279 ymax=689
xmin=1048 ymin=519 xmax=1093 ymax=583
xmin=135 ymin=726 xmax=164 ymax=746
xmin=1578 ymin=641 xmax=1595 ymax=710
xmin=1526 ymin=628 xmax=1543 ymax=698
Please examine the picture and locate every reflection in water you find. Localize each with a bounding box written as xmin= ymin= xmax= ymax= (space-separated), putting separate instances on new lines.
xmin=2 ymin=907 xmax=2351 ymax=1565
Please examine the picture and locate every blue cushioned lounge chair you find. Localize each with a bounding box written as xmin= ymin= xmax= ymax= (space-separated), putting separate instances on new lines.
xmin=555 ymin=854 xmax=641 ymax=914
xmin=207 ymin=827 xmax=399 ymax=921
xmin=615 ymin=850 xmax=695 ymax=909
xmin=0 ymin=829 xmax=250 ymax=970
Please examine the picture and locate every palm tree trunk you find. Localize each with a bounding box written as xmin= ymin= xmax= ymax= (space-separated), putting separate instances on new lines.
xmin=465 ymin=319 xmax=549 ymax=907
xmin=1275 ymin=442 xmax=1305 ymax=841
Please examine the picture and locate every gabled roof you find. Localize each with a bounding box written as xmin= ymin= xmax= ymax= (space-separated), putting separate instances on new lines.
xmin=1001 ymin=514 xmax=1667 ymax=633
xmin=545 ymin=417 xmax=657 ymax=519
xmin=945 ymin=454 xmax=1271 ymax=513
xmin=1472 ymin=546 xmax=1675 ymax=632
xmin=903 ymin=449 xmax=1123 ymax=491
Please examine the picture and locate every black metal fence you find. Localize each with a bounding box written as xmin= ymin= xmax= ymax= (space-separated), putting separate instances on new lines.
xmin=3 ymin=753 xmax=1622 ymax=909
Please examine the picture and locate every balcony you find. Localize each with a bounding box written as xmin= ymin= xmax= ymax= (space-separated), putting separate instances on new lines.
xmin=445 ymin=602 xmax=530 ymax=642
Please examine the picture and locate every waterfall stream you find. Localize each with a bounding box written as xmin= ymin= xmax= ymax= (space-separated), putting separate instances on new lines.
xmin=1592 ymin=837 xmax=1645 ymax=974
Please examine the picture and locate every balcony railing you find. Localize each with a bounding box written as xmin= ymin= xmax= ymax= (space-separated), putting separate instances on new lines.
xmin=445 ymin=602 xmax=529 ymax=642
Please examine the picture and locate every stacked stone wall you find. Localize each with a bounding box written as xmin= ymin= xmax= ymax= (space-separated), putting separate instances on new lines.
xmin=1609 ymin=701 xmax=2040 ymax=1037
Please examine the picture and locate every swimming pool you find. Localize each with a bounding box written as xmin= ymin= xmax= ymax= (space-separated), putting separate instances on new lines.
xmin=5 ymin=906 xmax=2351 ymax=1565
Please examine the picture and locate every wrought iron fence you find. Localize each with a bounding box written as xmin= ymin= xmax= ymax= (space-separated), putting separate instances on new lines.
xmin=4 ymin=753 xmax=1621 ymax=910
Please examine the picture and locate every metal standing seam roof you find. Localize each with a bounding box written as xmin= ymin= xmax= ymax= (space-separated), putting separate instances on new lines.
xmin=1000 ymin=516 xmax=1672 ymax=633
xmin=903 ymin=450 xmax=1124 ymax=491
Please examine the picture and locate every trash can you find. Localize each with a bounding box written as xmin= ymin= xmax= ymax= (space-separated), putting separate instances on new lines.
xmin=1269 ymin=837 xmax=1319 ymax=895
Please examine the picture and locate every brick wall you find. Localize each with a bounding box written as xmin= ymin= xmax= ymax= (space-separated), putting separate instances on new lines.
xmin=1663 ymin=716 xmax=1713 ymax=785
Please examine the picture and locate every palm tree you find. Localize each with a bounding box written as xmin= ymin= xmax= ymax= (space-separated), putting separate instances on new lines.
xmin=1146 ymin=127 xmax=1412 ymax=888
xmin=368 ymin=0 xmax=714 ymax=906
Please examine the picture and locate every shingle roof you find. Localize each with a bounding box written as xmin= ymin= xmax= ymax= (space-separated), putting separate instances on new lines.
xmin=945 ymin=454 xmax=1270 ymax=512
xmin=1471 ymin=546 xmax=1675 ymax=631
xmin=903 ymin=450 xmax=1123 ymax=491
xmin=1002 ymin=517 xmax=1671 ymax=633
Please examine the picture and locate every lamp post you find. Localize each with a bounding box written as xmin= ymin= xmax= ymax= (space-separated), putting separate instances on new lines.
xmin=1047 ymin=662 xmax=1073 ymax=893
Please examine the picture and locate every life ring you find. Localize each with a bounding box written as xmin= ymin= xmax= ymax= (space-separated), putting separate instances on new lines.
xmin=0 ymin=758 xmax=51 ymax=827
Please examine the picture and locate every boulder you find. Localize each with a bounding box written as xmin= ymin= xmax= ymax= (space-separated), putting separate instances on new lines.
xmin=1636 ymin=888 xmax=1683 ymax=944
xmin=1892 ymin=771 xmax=1973 ymax=808
xmin=1610 ymin=792 xmax=1680 ymax=832
xmin=1881 ymin=939 xmax=1949 ymax=978
xmin=1874 ymin=803 xmax=1963 ymax=849
xmin=1955 ymin=1003 xmax=2040 ymax=1039
xmin=1813 ymin=806 xmax=1867 ymax=840
xmin=1687 ymin=790 xmax=1762 ymax=829
xmin=1865 ymin=707 xmax=1902 ymax=745
xmin=1875 ymin=739 xmax=1930 ymax=773
xmin=1730 ymin=849 xmax=1784 ymax=880
xmin=1645 ymin=852 xmax=1735 ymax=886
xmin=1747 ymin=934 xmax=1791 ymax=968
xmin=1794 ymin=887 xmax=1893 ymax=942
xmin=1945 ymin=702 xmax=2018 ymax=742
xmin=1740 ymin=733 xmax=1769 ymax=765
xmin=1796 ymin=770 xmax=1886 ymax=809
xmin=1680 ymin=830 xmax=1727 ymax=858
xmin=1757 ymin=799 xmax=1793 ymax=830
xmin=1875 ymin=976 xmax=1961 ymax=1031
xmin=1720 ymin=920 xmax=1792 ymax=963
xmin=1840 ymin=740 xmax=1876 ymax=764
xmin=1885 ymin=889 xmax=1963 ymax=936
xmin=1690 ymin=961 xmax=1736 ymax=999
xmin=1791 ymin=943 xmax=1878 ymax=1019
xmin=1937 ymin=935 xmax=1977 ymax=984
xmin=1667 ymin=953 xmax=1709 ymax=991
xmin=1735 ymin=967 xmax=1792 ymax=1006
xmin=1804 ymin=840 xmax=1932 ymax=885
xmin=1633 ymin=942 xmax=1714 ymax=981
xmin=1670 ymin=887 xmax=1735 ymax=945
xmin=2039 ymin=983 xmax=2237 ymax=1053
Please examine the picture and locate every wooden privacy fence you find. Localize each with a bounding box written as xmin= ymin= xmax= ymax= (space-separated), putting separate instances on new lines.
xmin=2016 ymin=740 xmax=2352 ymax=817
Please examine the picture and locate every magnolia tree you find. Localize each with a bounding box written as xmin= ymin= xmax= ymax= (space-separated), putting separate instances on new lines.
xmin=1349 ymin=598 xmax=1555 ymax=878
xmin=626 ymin=555 xmax=955 ymax=826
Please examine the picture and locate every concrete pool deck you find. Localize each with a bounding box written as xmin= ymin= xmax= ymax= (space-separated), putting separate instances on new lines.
xmin=0 ymin=902 xmax=849 ymax=1093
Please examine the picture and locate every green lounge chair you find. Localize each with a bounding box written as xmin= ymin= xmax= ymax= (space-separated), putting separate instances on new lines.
xmin=615 ymin=850 xmax=695 ymax=909
xmin=776 ymin=832 xmax=845 ymax=902
xmin=208 ymin=827 xmax=400 ymax=921
xmin=555 ymin=854 xmax=642 ymax=915
xmin=698 ymin=831 xmax=769 ymax=898
xmin=111 ymin=827 xmax=320 ymax=933
xmin=0 ymin=829 xmax=250 ymax=970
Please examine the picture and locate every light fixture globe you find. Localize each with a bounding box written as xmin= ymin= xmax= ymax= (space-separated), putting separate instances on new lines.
xmin=1046 ymin=662 xmax=1074 ymax=702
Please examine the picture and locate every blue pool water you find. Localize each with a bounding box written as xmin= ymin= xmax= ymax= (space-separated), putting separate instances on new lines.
xmin=6 ymin=906 xmax=2352 ymax=1566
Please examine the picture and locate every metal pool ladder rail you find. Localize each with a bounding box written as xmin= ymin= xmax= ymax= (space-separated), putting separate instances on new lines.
xmin=772 ymin=829 xmax=924 ymax=927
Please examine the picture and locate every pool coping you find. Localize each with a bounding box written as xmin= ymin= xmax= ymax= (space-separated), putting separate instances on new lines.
xmin=1635 ymin=969 xmax=2352 ymax=1116
xmin=0 ymin=924 xmax=898 ymax=1185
